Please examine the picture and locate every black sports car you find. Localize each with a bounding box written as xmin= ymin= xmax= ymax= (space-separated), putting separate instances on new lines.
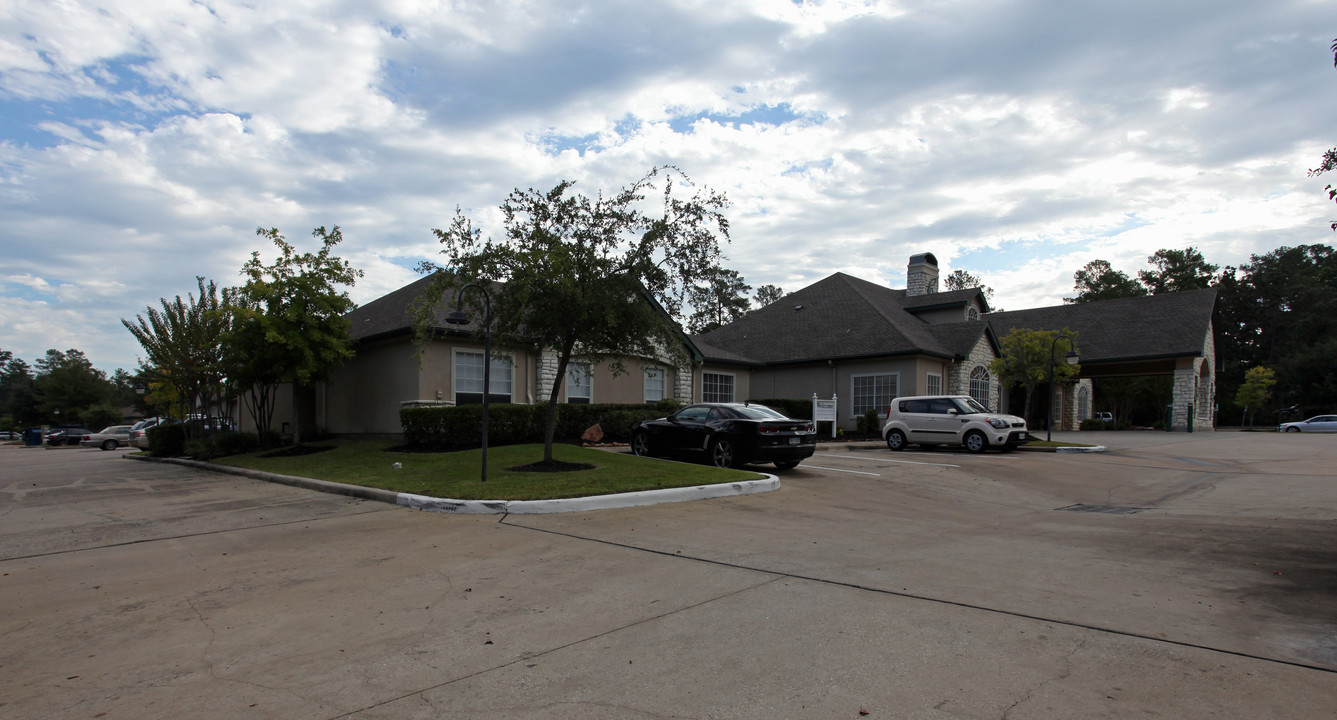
xmin=630 ymin=402 xmax=816 ymax=470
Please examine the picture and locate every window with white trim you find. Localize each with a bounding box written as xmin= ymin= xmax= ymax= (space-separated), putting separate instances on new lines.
xmin=967 ymin=307 xmax=981 ymax=321
xmin=851 ymin=373 xmax=898 ymax=417
xmin=1078 ymin=386 xmax=1090 ymax=420
xmin=702 ymin=372 xmax=735 ymax=403
xmin=644 ymin=367 xmax=665 ymax=403
xmin=455 ymin=351 xmax=514 ymax=405
xmin=968 ymin=366 xmax=991 ymax=410
xmin=925 ymin=372 xmax=942 ymax=396
xmin=566 ymin=362 xmax=592 ymax=404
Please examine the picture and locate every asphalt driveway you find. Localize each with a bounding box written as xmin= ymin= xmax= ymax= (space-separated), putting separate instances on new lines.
xmin=2 ymin=431 xmax=1334 ymax=718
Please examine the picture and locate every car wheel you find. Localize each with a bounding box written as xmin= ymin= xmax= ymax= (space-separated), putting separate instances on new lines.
xmin=631 ymin=430 xmax=651 ymax=456
xmin=709 ymin=438 xmax=736 ymax=468
xmin=101 ymin=439 xmax=118 ymax=451
xmin=773 ymin=460 xmax=800 ymax=470
xmin=885 ymin=429 xmax=907 ymax=451
xmin=1284 ymin=426 xmax=1300 ymax=433
xmin=963 ymin=430 xmax=988 ymax=453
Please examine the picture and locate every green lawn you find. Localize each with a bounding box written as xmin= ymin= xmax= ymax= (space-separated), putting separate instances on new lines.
xmin=212 ymin=439 xmax=764 ymax=501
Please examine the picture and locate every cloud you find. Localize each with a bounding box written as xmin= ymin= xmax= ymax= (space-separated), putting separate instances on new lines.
xmin=0 ymin=0 xmax=1332 ymax=371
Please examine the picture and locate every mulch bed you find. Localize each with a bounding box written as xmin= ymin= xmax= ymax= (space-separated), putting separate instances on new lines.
xmin=508 ymin=460 xmax=596 ymax=473
xmin=258 ymin=445 xmax=336 ymax=458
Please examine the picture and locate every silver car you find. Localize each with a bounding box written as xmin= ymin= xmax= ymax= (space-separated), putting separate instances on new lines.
xmin=883 ymin=395 xmax=1030 ymax=453
xmin=80 ymin=425 xmax=134 ymax=450
xmin=1278 ymin=415 xmax=1337 ymax=433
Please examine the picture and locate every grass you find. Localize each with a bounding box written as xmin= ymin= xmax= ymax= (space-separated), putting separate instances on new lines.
xmin=212 ymin=439 xmax=764 ymax=501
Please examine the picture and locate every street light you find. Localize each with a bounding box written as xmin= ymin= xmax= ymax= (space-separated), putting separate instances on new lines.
xmin=445 ymin=283 xmax=492 ymax=482
xmin=1047 ymin=335 xmax=1079 ymax=442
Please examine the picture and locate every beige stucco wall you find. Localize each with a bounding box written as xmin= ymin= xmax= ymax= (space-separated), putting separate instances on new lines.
xmin=322 ymin=336 xmax=422 ymax=435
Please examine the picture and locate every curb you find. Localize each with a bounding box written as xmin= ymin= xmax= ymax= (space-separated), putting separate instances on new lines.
xmin=127 ymin=453 xmax=781 ymax=514
xmin=835 ymin=441 xmax=1107 ymax=453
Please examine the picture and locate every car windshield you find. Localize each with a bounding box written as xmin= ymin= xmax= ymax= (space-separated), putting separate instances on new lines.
xmin=953 ymin=398 xmax=992 ymax=414
xmin=734 ymin=405 xmax=787 ymax=419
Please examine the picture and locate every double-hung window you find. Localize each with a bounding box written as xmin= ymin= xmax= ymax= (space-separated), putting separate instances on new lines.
xmin=851 ymin=373 xmax=897 ymax=417
xmin=455 ymin=351 xmax=514 ymax=405
xmin=925 ymin=373 xmax=942 ymax=396
xmin=702 ymin=372 xmax=735 ymax=403
xmin=566 ymin=362 xmax=592 ymax=404
xmin=644 ymin=367 xmax=665 ymax=403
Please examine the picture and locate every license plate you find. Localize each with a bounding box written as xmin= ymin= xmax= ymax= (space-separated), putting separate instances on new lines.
xmin=789 ymin=437 xmax=799 ymax=445
xmin=1018 ymin=432 xmax=1027 ymax=440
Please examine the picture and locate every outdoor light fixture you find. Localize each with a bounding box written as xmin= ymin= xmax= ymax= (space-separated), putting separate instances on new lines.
xmin=1047 ymin=335 xmax=1079 ymax=442
xmin=446 ymin=283 xmax=493 ymax=482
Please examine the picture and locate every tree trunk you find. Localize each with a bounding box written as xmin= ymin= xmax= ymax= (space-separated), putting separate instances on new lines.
xmin=543 ymin=342 xmax=577 ymax=463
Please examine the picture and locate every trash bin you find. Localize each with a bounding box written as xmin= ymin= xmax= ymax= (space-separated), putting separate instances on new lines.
xmin=24 ymin=428 xmax=43 ymax=446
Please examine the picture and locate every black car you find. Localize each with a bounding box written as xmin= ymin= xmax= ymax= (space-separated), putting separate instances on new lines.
xmin=631 ymin=403 xmax=816 ymax=470
xmin=45 ymin=426 xmax=91 ymax=446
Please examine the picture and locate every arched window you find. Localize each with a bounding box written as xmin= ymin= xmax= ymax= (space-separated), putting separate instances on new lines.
xmin=967 ymin=307 xmax=980 ymax=321
xmin=1078 ymin=386 xmax=1090 ymax=420
xmin=968 ymin=366 xmax=991 ymax=409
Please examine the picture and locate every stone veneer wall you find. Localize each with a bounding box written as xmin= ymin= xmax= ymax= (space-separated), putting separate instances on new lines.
xmin=948 ymin=336 xmax=1000 ymax=412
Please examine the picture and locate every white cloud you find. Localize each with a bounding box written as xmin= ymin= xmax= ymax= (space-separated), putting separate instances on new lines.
xmin=0 ymin=0 xmax=1332 ymax=371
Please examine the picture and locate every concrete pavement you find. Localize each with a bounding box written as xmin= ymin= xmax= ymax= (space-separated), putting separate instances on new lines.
xmin=2 ymin=432 xmax=1334 ymax=718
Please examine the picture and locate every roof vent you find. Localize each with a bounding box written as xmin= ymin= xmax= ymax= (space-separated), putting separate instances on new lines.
xmin=793 ymin=304 xmax=804 ymax=311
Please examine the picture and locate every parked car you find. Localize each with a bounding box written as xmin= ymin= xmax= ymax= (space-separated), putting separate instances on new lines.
xmin=45 ymin=426 xmax=91 ymax=446
xmin=80 ymin=425 xmax=135 ymax=450
xmin=631 ymin=402 xmax=817 ymax=469
xmin=1094 ymin=412 xmax=1114 ymax=423
xmin=129 ymin=416 xmax=174 ymax=450
xmin=883 ymin=395 xmax=1029 ymax=453
xmin=1278 ymin=415 xmax=1337 ymax=433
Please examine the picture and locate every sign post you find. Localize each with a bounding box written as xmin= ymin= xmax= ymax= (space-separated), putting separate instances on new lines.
xmin=812 ymin=393 xmax=838 ymax=438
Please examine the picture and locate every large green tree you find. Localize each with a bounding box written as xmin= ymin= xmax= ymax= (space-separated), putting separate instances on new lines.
xmin=33 ymin=349 xmax=112 ymax=425
xmin=415 ymin=166 xmax=731 ymax=465
xmin=943 ymin=268 xmax=996 ymax=304
xmin=0 ymin=352 xmax=37 ymax=428
xmin=226 ymin=226 xmax=362 ymax=444
xmin=754 ymin=284 xmax=786 ymax=308
xmin=123 ymin=277 xmax=230 ymax=435
xmin=686 ymin=267 xmax=751 ymax=333
xmin=989 ymin=327 xmax=1081 ymax=424
xmin=1064 ymin=260 xmax=1146 ymax=304
xmin=1137 ymin=247 xmax=1218 ymax=294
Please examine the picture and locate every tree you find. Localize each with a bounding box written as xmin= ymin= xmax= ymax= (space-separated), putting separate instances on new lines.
xmin=1234 ymin=366 xmax=1276 ymax=427
xmin=943 ymin=269 xmax=995 ymax=303
xmin=1064 ymin=260 xmax=1146 ymax=304
xmin=122 ymin=277 xmax=229 ymax=436
xmin=1308 ymin=38 xmax=1337 ymax=231
xmin=754 ymin=284 xmax=786 ymax=308
xmin=226 ymin=226 xmax=362 ymax=444
xmin=989 ymin=327 xmax=1081 ymax=424
xmin=415 ymin=166 xmax=731 ymax=465
xmin=686 ymin=267 xmax=751 ymax=333
xmin=33 ymin=349 xmax=112 ymax=425
xmin=0 ymin=352 xmax=37 ymax=427
xmin=1137 ymin=247 xmax=1218 ymax=294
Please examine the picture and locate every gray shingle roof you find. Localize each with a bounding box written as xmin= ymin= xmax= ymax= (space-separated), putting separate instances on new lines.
xmin=986 ymin=289 xmax=1217 ymax=364
xmin=693 ymin=272 xmax=993 ymax=365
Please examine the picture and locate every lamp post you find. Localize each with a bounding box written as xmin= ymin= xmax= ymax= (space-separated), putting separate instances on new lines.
xmin=1047 ymin=335 xmax=1079 ymax=442
xmin=445 ymin=283 xmax=492 ymax=482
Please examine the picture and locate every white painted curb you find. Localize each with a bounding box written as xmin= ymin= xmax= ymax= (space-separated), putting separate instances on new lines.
xmin=1055 ymin=445 xmax=1108 ymax=453
xmin=397 ymin=475 xmax=781 ymax=514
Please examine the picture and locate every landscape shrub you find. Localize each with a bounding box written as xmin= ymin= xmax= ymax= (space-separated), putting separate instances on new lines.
xmin=148 ymin=423 xmax=186 ymax=457
xmin=856 ymin=409 xmax=881 ymax=435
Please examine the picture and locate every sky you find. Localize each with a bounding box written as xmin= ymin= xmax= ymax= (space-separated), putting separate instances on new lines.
xmin=1 ymin=0 xmax=1334 ymax=375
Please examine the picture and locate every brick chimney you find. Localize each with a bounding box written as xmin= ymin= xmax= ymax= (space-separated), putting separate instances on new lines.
xmin=906 ymin=253 xmax=939 ymax=296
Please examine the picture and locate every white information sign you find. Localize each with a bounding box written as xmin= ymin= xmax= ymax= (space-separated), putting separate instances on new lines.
xmin=812 ymin=394 xmax=838 ymax=438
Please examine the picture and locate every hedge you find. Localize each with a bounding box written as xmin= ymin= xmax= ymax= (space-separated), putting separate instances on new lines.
xmin=401 ymin=400 xmax=681 ymax=450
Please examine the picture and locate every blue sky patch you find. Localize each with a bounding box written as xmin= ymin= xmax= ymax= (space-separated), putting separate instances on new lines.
xmin=668 ymin=103 xmax=817 ymax=134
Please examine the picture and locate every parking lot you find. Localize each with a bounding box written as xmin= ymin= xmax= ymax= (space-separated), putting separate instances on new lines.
xmin=2 ymin=431 xmax=1335 ymax=718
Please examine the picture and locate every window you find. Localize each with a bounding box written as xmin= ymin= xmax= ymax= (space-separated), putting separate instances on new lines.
xmin=851 ymin=373 xmax=897 ymax=417
xmin=1078 ymin=386 xmax=1091 ymax=420
xmin=644 ymin=367 xmax=665 ymax=403
xmin=566 ymin=362 xmax=592 ymax=404
xmin=968 ymin=366 xmax=991 ymax=410
xmin=702 ymin=372 xmax=735 ymax=403
xmin=925 ymin=373 xmax=942 ymax=396
xmin=455 ymin=351 xmax=513 ymax=405
xmin=967 ymin=307 xmax=981 ymax=321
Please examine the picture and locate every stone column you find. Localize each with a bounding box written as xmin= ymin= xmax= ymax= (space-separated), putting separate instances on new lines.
xmin=536 ymin=351 xmax=559 ymax=403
